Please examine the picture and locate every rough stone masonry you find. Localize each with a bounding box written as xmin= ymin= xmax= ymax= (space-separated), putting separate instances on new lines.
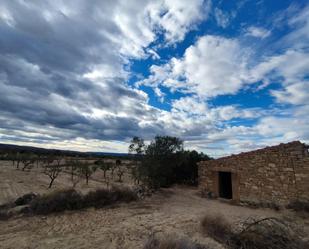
xmin=198 ymin=141 xmax=309 ymax=205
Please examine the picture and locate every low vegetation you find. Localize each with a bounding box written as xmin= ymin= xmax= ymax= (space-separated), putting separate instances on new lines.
xmin=28 ymin=187 xmax=138 ymax=215
xmin=0 ymin=208 xmax=12 ymax=220
xmin=0 ymin=187 xmax=138 ymax=217
xmin=287 ymin=200 xmax=309 ymax=213
xmin=144 ymin=235 xmax=210 ymax=249
xmin=200 ymin=215 xmax=308 ymax=249
xmin=200 ymin=214 xmax=233 ymax=243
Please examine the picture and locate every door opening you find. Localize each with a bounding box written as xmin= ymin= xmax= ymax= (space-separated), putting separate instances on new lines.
xmin=218 ymin=171 xmax=232 ymax=199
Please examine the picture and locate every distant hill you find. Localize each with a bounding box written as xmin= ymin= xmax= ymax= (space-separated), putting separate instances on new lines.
xmin=0 ymin=143 xmax=129 ymax=158
xmin=86 ymin=152 xmax=130 ymax=157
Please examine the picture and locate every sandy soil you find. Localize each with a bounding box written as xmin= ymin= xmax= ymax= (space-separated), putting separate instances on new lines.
xmin=0 ymin=161 xmax=133 ymax=205
xmin=0 ymin=162 xmax=308 ymax=249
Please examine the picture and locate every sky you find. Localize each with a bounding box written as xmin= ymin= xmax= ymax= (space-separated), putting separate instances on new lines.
xmin=0 ymin=0 xmax=308 ymax=157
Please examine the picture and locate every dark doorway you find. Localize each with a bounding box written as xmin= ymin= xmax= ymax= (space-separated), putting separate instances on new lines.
xmin=219 ymin=171 xmax=232 ymax=199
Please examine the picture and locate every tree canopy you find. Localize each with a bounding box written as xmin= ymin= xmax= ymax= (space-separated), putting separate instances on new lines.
xmin=129 ymin=136 xmax=211 ymax=188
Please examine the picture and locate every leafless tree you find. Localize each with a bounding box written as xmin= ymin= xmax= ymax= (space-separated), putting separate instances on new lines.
xmin=80 ymin=161 xmax=97 ymax=185
xmin=95 ymin=160 xmax=111 ymax=179
xmin=131 ymin=164 xmax=142 ymax=185
xmin=67 ymin=158 xmax=83 ymax=188
xmin=43 ymin=157 xmax=62 ymax=188
xmin=116 ymin=165 xmax=125 ymax=182
xmin=21 ymin=154 xmax=36 ymax=171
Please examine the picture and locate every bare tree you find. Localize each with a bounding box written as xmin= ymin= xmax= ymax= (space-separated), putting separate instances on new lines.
xmin=131 ymin=164 xmax=142 ymax=185
xmin=110 ymin=159 xmax=121 ymax=179
xmin=14 ymin=153 xmax=23 ymax=169
xmin=43 ymin=157 xmax=62 ymax=188
xmin=21 ymin=154 xmax=36 ymax=171
xmin=80 ymin=161 xmax=97 ymax=185
xmin=116 ymin=165 xmax=125 ymax=182
xmin=67 ymin=158 xmax=83 ymax=188
xmin=110 ymin=164 xmax=116 ymax=179
xmin=95 ymin=160 xmax=111 ymax=179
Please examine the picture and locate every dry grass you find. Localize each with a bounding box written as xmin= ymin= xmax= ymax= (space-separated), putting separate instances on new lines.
xmin=200 ymin=214 xmax=233 ymax=243
xmin=228 ymin=217 xmax=308 ymax=249
xmin=143 ymin=235 xmax=210 ymax=249
xmin=200 ymin=215 xmax=308 ymax=249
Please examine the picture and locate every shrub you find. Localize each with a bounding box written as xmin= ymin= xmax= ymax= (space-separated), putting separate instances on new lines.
xmin=200 ymin=214 xmax=232 ymax=243
xmin=228 ymin=217 xmax=308 ymax=249
xmin=29 ymin=189 xmax=83 ymax=215
xmin=0 ymin=209 xmax=12 ymax=221
xmin=110 ymin=186 xmax=138 ymax=203
xmin=200 ymin=216 xmax=308 ymax=249
xmin=15 ymin=192 xmax=38 ymax=206
xmin=287 ymin=200 xmax=309 ymax=213
xmin=82 ymin=188 xmax=112 ymax=208
xmin=28 ymin=187 xmax=138 ymax=215
xmin=144 ymin=235 xmax=210 ymax=249
xmin=241 ymin=200 xmax=281 ymax=211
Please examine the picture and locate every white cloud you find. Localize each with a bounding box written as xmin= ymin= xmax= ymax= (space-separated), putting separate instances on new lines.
xmin=285 ymin=5 xmax=309 ymax=49
xmin=139 ymin=35 xmax=252 ymax=98
xmin=148 ymin=0 xmax=210 ymax=43
xmin=214 ymin=8 xmax=230 ymax=28
xmin=140 ymin=36 xmax=309 ymax=103
xmin=245 ymin=26 xmax=271 ymax=39
xmin=172 ymin=96 xmax=208 ymax=115
xmin=154 ymin=87 xmax=165 ymax=103
xmin=271 ymin=82 xmax=309 ymax=105
xmin=1 ymin=0 xmax=308 ymax=158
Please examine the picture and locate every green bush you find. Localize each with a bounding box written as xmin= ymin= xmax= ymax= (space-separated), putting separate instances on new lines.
xmin=129 ymin=136 xmax=211 ymax=188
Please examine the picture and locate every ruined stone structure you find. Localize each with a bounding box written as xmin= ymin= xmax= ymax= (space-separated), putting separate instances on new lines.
xmin=198 ymin=141 xmax=309 ymax=205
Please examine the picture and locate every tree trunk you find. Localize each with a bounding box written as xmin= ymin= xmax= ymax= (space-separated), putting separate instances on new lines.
xmin=71 ymin=168 xmax=74 ymax=181
xmin=48 ymin=178 xmax=55 ymax=188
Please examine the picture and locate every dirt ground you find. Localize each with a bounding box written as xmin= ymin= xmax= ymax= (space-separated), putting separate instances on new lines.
xmin=0 ymin=160 xmax=133 ymax=205
xmin=0 ymin=162 xmax=308 ymax=249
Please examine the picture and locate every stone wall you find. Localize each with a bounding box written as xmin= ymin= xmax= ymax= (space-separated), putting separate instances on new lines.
xmin=198 ymin=141 xmax=309 ymax=205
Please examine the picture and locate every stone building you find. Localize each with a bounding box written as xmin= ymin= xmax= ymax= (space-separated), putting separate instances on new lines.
xmin=198 ymin=141 xmax=309 ymax=205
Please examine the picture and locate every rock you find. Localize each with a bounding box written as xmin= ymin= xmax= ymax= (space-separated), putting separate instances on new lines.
xmin=15 ymin=192 xmax=38 ymax=206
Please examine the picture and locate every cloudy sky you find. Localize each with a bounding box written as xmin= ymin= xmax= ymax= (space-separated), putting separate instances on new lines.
xmin=0 ymin=0 xmax=308 ymax=157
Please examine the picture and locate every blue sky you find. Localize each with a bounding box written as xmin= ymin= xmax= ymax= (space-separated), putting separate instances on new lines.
xmin=0 ymin=0 xmax=308 ymax=157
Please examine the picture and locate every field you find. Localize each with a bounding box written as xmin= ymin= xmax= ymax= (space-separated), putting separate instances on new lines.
xmin=0 ymin=160 xmax=308 ymax=249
